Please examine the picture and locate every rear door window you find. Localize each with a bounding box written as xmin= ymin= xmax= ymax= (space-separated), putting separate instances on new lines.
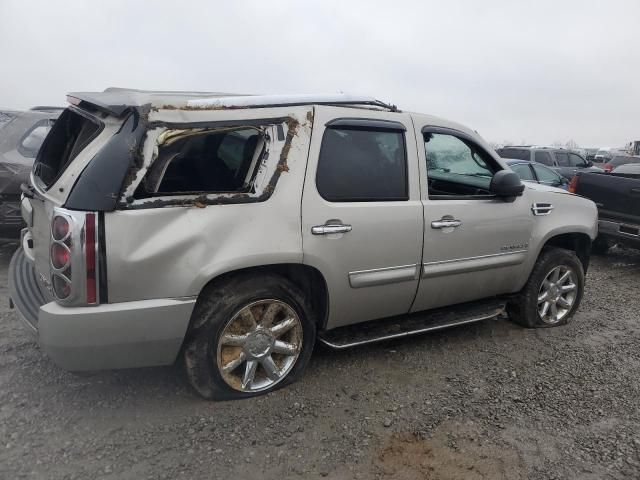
xmin=534 ymin=151 xmax=553 ymax=166
xmin=555 ymin=152 xmax=570 ymax=166
xmin=316 ymin=127 xmax=408 ymax=202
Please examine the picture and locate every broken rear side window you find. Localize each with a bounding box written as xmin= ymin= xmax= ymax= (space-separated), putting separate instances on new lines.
xmin=139 ymin=127 xmax=267 ymax=196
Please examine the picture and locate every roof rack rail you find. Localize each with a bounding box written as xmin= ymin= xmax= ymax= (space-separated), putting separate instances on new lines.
xmin=186 ymin=94 xmax=399 ymax=112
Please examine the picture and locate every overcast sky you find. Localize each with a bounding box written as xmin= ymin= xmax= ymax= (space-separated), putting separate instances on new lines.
xmin=1 ymin=0 xmax=638 ymax=147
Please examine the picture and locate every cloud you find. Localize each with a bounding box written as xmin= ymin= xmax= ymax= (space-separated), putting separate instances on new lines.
xmin=1 ymin=0 xmax=638 ymax=146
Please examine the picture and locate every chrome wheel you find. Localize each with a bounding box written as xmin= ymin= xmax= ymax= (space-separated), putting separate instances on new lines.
xmin=216 ymin=299 xmax=303 ymax=393
xmin=537 ymin=265 xmax=577 ymax=324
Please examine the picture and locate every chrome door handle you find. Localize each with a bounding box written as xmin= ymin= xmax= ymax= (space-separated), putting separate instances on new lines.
xmin=311 ymin=224 xmax=352 ymax=235
xmin=431 ymin=219 xmax=462 ymax=229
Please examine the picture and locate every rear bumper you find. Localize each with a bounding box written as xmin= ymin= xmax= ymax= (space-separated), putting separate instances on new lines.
xmin=9 ymin=248 xmax=196 ymax=371
xmin=599 ymin=219 xmax=640 ymax=247
xmin=8 ymin=246 xmax=46 ymax=333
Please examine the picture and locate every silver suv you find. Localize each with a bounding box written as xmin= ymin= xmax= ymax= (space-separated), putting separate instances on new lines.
xmin=9 ymin=89 xmax=598 ymax=399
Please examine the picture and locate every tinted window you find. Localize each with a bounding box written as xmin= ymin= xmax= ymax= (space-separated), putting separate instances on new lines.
xmin=568 ymin=153 xmax=586 ymax=167
xmin=425 ymin=132 xmax=497 ymax=196
xmin=316 ymin=127 xmax=407 ymax=202
xmin=497 ymin=148 xmax=530 ymax=160
xmin=152 ymin=128 xmax=263 ymax=194
xmin=534 ymin=151 xmax=553 ymax=166
xmin=533 ymin=164 xmax=562 ymax=185
xmin=510 ymin=163 xmax=535 ymax=181
xmin=555 ymin=152 xmax=569 ymax=166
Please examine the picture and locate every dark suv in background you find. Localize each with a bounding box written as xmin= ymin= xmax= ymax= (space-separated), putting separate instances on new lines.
xmin=496 ymin=146 xmax=602 ymax=179
xmin=0 ymin=107 xmax=62 ymax=237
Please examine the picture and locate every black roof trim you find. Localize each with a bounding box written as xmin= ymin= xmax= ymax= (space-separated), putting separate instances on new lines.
xmin=67 ymin=93 xmax=131 ymax=117
xmin=326 ymin=118 xmax=406 ymax=131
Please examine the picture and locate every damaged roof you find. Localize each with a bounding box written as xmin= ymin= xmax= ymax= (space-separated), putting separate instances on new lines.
xmin=66 ymin=88 xmax=399 ymax=117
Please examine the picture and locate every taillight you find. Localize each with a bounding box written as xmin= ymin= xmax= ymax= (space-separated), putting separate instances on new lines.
xmin=52 ymin=275 xmax=71 ymax=299
xmin=568 ymin=176 xmax=578 ymax=193
xmin=603 ymin=163 xmax=613 ymax=173
xmin=52 ymin=216 xmax=70 ymax=241
xmin=50 ymin=243 xmax=71 ymax=269
xmin=50 ymin=214 xmax=73 ymax=300
xmin=85 ymin=212 xmax=97 ymax=304
xmin=49 ymin=210 xmax=99 ymax=305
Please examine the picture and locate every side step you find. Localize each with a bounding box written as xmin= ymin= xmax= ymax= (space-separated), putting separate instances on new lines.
xmin=318 ymin=300 xmax=505 ymax=349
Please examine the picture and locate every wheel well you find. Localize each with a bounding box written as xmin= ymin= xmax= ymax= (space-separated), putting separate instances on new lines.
xmin=542 ymin=233 xmax=592 ymax=273
xmin=197 ymin=264 xmax=329 ymax=330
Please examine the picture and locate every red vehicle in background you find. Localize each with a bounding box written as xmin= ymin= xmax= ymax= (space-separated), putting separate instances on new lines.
xmin=602 ymin=155 xmax=640 ymax=173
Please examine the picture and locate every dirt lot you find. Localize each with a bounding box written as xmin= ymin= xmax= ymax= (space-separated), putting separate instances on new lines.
xmin=1 ymin=240 xmax=639 ymax=480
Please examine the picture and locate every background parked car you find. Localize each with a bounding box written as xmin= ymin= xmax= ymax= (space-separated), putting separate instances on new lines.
xmin=505 ymin=159 xmax=569 ymax=190
xmin=570 ymin=170 xmax=640 ymax=254
xmin=0 ymin=107 xmax=63 ymax=237
xmin=594 ymin=148 xmax=615 ymax=164
xmin=496 ymin=146 xmax=602 ymax=179
xmin=611 ymin=163 xmax=640 ymax=174
xmin=602 ymin=155 xmax=640 ymax=173
xmin=583 ymin=148 xmax=599 ymax=163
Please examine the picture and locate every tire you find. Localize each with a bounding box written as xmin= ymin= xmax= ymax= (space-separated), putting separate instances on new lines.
xmin=507 ymin=248 xmax=584 ymax=328
xmin=183 ymin=273 xmax=316 ymax=400
xmin=591 ymin=235 xmax=611 ymax=255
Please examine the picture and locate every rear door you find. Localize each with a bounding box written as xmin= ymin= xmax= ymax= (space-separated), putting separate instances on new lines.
xmin=553 ymin=151 xmax=573 ymax=178
xmin=302 ymin=106 xmax=423 ymax=329
xmin=411 ymin=123 xmax=534 ymax=312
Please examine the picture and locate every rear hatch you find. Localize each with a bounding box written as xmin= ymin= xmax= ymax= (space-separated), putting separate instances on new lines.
xmin=23 ymin=106 xmax=124 ymax=306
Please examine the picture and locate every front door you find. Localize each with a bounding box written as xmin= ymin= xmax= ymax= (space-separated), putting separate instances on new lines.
xmin=302 ymin=106 xmax=423 ymax=329
xmin=411 ymin=124 xmax=534 ymax=312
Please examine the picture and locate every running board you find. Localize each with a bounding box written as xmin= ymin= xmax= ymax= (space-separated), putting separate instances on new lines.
xmin=318 ymin=300 xmax=505 ymax=349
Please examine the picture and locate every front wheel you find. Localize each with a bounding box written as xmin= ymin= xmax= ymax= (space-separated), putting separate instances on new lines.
xmin=183 ymin=274 xmax=316 ymax=400
xmin=508 ymin=248 xmax=585 ymax=328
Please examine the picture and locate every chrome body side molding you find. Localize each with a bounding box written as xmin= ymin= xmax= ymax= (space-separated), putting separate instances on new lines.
xmin=422 ymin=250 xmax=528 ymax=278
xmin=348 ymin=264 xmax=420 ymax=288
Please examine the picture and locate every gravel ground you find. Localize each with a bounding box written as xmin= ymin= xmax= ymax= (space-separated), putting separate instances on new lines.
xmin=1 ymin=240 xmax=639 ymax=479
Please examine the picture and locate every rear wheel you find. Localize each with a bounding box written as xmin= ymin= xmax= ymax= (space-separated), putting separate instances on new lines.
xmin=183 ymin=274 xmax=316 ymax=400
xmin=508 ymin=248 xmax=584 ymax=328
